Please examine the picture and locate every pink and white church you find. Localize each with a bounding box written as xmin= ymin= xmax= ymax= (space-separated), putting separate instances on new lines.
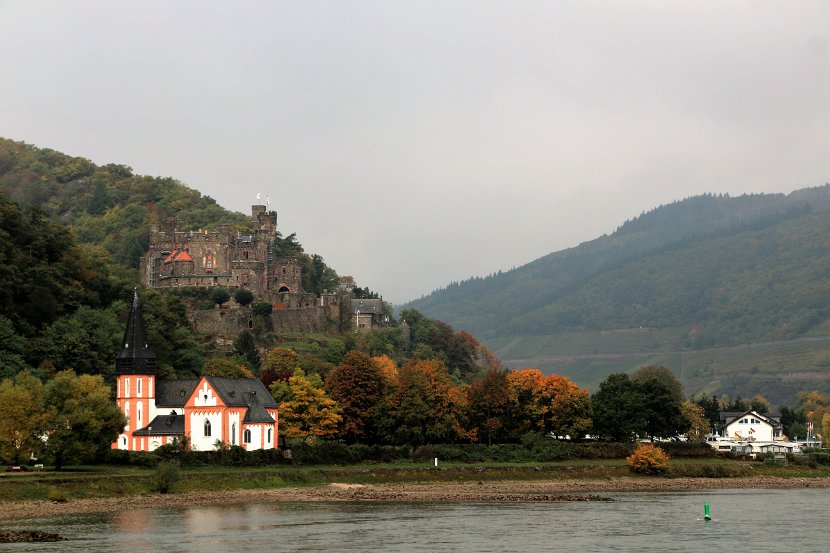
xmin=113 ymin=291 xmax=279 ymax=452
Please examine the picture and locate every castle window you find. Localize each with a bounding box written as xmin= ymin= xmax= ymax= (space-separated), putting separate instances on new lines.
xmin=244 ymin=251 xmax=249 ymax=259
xmin=249 ymin=320 xmax=253 ymax=329
xmin=243 ymin=429 xmax=251 ymax=444
xmin=204 ymin=419 xmax=212 ymax=437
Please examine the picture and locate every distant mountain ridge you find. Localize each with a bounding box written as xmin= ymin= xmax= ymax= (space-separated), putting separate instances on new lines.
xmin=405 ymin=185 xmax=830 ymax=405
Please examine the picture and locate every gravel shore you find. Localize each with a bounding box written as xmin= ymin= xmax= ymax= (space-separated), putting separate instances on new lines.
xmin=3 ymin=476 xmax=829 ymax=521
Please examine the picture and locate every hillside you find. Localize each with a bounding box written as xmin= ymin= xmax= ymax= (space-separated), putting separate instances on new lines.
xmin=405 ymin=185 xmax=830 ymax=405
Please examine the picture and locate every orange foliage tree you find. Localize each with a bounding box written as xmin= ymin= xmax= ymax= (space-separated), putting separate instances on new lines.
xmin=376 ymin=359 xmax=470 ymax=445
xmin=326 ymin=351 xmax=384 ymax=443
xmin=275 ymin=368 xmax=341 ymax=441
xmin=506 ymin=369 xmax=592 ymax=439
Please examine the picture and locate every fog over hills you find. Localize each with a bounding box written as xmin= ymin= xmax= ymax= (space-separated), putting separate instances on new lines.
xmin=404 ymin=185 xmax=830 ymax=405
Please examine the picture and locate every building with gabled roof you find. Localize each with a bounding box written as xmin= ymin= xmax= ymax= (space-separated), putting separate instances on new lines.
xmin=113 ymin=290 xmax=278 ymax=452
xmin=719 ymin=410 xmax=782 ymax=442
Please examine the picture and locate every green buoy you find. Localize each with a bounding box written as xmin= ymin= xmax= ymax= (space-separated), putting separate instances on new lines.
xmin=704 ymin=503 xmax=711 ymax=521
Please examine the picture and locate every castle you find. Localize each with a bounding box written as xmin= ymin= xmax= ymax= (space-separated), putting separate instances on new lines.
xmin=113 ymin=291 xmax=279 ymax=452
xmin=140 ymin=205 xmax=342 ymax=334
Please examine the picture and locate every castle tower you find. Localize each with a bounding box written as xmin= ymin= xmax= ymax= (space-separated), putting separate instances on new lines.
xmin=114 ymin=289 xmax=158 ymax=451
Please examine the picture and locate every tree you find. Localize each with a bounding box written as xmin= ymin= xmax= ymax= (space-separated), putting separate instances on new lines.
xmin=201 ymin=357 xmax=254 ymax=379
xmin=233 ymin=288 xmax=254 ymax=307
xmin=252 ymin=301 xmax=273 ymax=318
xmin=326 ymin=351 xmax=384 ymax=443
xmin=750 ymin=394 xmax=771 ymax=414
xmin=467 ymin=367 xmax=511 ymax=445
xmin=260 ymin=347 xmax=299 ymax=388
xmin=637 ymin=377 xmax=688 ymax=441
xmin=590 ymin=373 xmax=643 ymax=442
xmin=211 ymin=287 xmax=231 ymax=307
xmin=505 ymin=369 xmax=592 ymax=440
xmin=233 ymin=330 xmax=260 ymax=371
xmin=275 ymin=368 xmax=341 ymax=440
xmin=682 ymin=401 xmax=709 ymax=443
xmin=375 ymin=359 xmax=466 ymax=445
xmin=0 ymin=372 xmax=46 ymax=464
xmin=632 ymin=365 xmax=684 ymax=403
xmin=42 ymin=370 xmax=126 ymax=470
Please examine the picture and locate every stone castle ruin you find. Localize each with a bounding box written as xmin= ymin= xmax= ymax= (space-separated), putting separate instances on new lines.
xmin=140 ymin=205 xmax=341 ymax=334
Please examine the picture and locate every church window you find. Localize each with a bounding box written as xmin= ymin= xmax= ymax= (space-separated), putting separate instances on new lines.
xmin=243 ymin=429 xmax=252 ymax=444
xmin=137 ymin=378 xmax=142 ymax=396
xmin=137 ymin=404 xmax=142 ymax=424
xmin=125 ymin=378 xmax=130 ymax=397
xmin=125 ymin=402 xmax=130 ymax=422
xmin=267 ymin=428 xmax=272 ymax=443
xmin=231 ymin=423 xmax=237 ymax=445
xmin=121 ymin=436 xmax=127 ymax=447
xmin=204 ymin=419 xmax=212 ymax=437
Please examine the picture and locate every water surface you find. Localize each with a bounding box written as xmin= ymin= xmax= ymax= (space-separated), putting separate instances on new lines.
xmin=2 ymin=488 xmax=826 ymax=552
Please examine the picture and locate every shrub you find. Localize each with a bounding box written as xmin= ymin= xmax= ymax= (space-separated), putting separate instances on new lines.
xmin=211 ymin=287 xmax=231 ymax=306
xmin=234 ymin=289 xmax=254 ymax=307
xmin=626 ymin=443 xmax=670 ymax=475
xmin=153 ymin=462 xmax=181 ymax=494
xmin=47 ymin=487 xmax=68 ymax=503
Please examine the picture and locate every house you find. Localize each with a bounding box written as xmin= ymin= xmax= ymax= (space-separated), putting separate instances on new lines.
xmin=113 ymin=290 xmax=278 ymax=452
xmin=351 ymin=298 xmax=390 ymax=333
xmin=719 ymin=410 xmax=782 ymax=442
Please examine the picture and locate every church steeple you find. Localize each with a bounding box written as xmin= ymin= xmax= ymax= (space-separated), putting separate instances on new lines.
xmin=116 ymin=289 xmax=157 ymax=374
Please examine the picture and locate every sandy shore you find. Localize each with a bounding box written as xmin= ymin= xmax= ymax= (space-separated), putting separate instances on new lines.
xmin=3 ymin=476 xmax=830 ymax=521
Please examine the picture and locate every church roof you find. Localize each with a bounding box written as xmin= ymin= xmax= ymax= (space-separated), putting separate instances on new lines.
xmin=116 ymin=290 xmax=157 ymax=375
xmin=205 ymin=376 xmax=278 ymax=407
xmin=156 ymin=380 xmax=200 ymax=408
xmin=133 ymin=413 xmax=185 ymax=436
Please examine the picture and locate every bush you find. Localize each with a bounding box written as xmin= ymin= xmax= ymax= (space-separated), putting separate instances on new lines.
xmin=252 ymin=302 xmax=273 ymax=318
xmin=626 ymin=443 xmax=670 ymax=475
xmin=212 ymin=287 xmax=231 ymax=306
xmin=47 ymin=487 xmax=68 ymax=503
xmin=234 ymin=289 xmax=254 ymax=307
xmin=153 ymin=462 xmax=180 ymax=494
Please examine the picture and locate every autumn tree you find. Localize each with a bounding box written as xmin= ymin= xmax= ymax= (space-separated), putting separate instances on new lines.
xmin=326 ymin=351 xmax=384 ymax=443
xmin=506 ymin=369 xmax=592 ymax=440
xmin=682 ymin=401 xmax=710 ymax=442
xmin=0 ymin=372 xmax=46 ymax=464
xmin=375 ymin=359 xmax=467 ymax=445
xmin=467 ymin=367 xmax=511 ymax=444
xmin=371 ymin=355 xmax=399 ymax=387
xmin=201 ymin=357 xmax=254 ymax=379
xmin=260 ymin=347 xmax=299 ymax=388
xmin=42 ymin=370 xmax=126 ymax=470
xmin=274 ymin=368 xmax=341 ymax=441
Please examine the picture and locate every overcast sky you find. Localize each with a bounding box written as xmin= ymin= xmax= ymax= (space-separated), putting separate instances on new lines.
xmin=1 ymin=1 xmax=828 ymax=304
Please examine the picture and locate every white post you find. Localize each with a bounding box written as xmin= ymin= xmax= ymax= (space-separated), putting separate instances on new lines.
xmin=434 ymin=457 xmax=438 ymax=467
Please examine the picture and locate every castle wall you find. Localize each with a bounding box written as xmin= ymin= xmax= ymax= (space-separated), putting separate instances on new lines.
xmin=190 ymin=304 xmax=341 ymax=341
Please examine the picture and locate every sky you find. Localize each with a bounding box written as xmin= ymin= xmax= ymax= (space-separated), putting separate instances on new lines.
xmin=1 ymin=1 xmax=828 ymax=304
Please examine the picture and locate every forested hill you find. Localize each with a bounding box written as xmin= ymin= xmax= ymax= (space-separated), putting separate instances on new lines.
xmin=407 ymin=186 xmax=830 ymax=348
xmin=0 ymin=137 xmax=343 ymax=294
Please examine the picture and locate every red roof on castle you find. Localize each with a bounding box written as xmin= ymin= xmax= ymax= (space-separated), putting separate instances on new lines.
xmin=163 ymin=250 xmax=178 ymax=263
xmin=175 ymin=251 xmax=193 ymax=262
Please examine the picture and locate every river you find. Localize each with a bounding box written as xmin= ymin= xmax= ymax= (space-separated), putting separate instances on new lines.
xmin=1 ymin=488 xmax=826 ymax=552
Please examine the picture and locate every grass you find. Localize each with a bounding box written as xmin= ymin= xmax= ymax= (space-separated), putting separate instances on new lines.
xmin=3 ymin=458 xmax=830 ymax=503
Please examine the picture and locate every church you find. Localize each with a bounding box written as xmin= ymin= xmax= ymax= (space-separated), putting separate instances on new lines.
xmin=113 ymin=290 xmax=278 ymax=452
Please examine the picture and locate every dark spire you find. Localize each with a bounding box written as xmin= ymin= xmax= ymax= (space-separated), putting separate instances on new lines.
xmin=116 ymin=289 xmax=157 ymax=374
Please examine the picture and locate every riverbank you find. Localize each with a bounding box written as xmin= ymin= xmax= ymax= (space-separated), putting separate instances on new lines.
xmin=3 ymin=476 xmax=830 ymax=521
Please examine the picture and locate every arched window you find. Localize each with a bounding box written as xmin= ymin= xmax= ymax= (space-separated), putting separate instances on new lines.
xmin=231 ymin=423 xmax=237 ymax=445
xmin=204 ymin=419 xmax=211 ymax=437
xmin=243 ymin=429 xmax=252 ymax=444
xmin=137 ymin=378 xmax=142 ymax=396
xmin=267 ymin=428 xmax=272 ymax=444
xmin=121 ymin=436 xmax=127 ymax=447
xmin=137 ymin=403 xmax=142 ymax=424
xmin=125 ymin=378 xmax=130 ymax=397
